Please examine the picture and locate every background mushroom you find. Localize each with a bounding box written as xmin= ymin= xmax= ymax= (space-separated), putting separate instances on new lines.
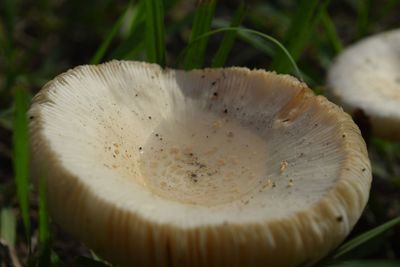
xmin=326 ymin=29 xmax=400 ymax=140
xmin=28 ymin=61 xmax=371 ymax=267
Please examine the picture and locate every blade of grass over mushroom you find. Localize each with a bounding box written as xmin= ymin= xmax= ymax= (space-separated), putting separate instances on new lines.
xmin=325 ymin=260 xmax=400 ymax=267
xmin=0 ymin=208 xmax=16 ymax=247
xmin=183 ymin=0 xmax=216 ymax=70
xmin=333 ymin=216 xmax=400 ymax=259
xmin=143 ymin=0 xmax=166 ymax=67
xmin=271 ymin=0 xmax=320 ymax=73
xmin=181 ymin=27 xmax=302 ymax=80
xmin=12 ymin=85 xmax=30 ymax=240
xmin=211 ymin=3 xmax=246 ymax=67
xmin=90 ymin=2 xmax=133 ymax=64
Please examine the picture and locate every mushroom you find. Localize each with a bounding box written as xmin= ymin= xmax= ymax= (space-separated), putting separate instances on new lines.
xmin=29 ymin=61 xmax=371 ymax=267
xmin=327 ymin=29 xmax=400 ymax=140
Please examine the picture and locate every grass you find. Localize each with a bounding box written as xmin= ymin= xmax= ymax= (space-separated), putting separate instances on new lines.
xmin=90 ymin=2 xmax=134 ymax=65
xmin=333 ymin=216 xmax=400 ymax=260
xmin=183 ymin=0 xmax=216 ymax=70
xmin=143 ymin=0 xmax=166 ymax=66
xmin=38 ymin=175 xmax=50 ymax=245
xmin=211 ymin=2 xmax=246 ymax=68
xmin=271 ymin=0 xmax=321 ymax=73
xmin=110 ymin=1 xmax=146 ymax=61
xmin=181 ymin=26 xmax=303 ymax=80
xmin=319 ymin=5 xmax=344 ymax=53
xmin=0 ymin=1 xmax=400 ymax=266
xmin=12 ymin=84 xmax=30 ymax=241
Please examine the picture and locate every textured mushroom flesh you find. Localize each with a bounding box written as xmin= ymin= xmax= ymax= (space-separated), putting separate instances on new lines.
xmin=327 ymin=29 xmax=400 ymax=139
xmin=29 ymin=62 xmax=371 ymax=267
xmin=32 ymin=62 xmax=358 ymax=225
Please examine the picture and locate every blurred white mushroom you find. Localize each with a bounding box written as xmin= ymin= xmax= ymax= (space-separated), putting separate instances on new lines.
xmin=327 ymin=29 xmax=400 ymax=140
xmin=29 ymin=61 xmax=371 ymax=267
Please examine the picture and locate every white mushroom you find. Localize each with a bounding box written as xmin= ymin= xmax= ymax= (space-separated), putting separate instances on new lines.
xmin=327 ymin=29 xmax=400 ymax=140
xmin=29 ymin=61 xmax=371 ymax=267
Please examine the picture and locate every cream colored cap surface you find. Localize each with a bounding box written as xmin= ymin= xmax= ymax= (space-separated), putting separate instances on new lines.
xmin=29 ymin=61 xmax=371 ymax=267
xmin=327 ymin=29 xmax=400 ymax=140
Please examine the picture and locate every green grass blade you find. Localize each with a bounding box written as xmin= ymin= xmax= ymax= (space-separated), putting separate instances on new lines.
xmin=380 ymin=0 xmax=400 ymax=17
xmin=183 ymin=0 xmax=216 ymax=70
xmin=319 ymin=6 xmax=343 ymax=53
xmin=121 ymin=42 xmax=146 ymax=60
xmin=333 ymin=216 xmax=400 ymax=259
xmin=213 ymin=19 xmax=275 ymax=57
xmin=111 ymin=1 xmax=146 ymax=59
xmin=50 ymin=251 xmax=66 ymax=267
xmin=271 ymin=0 xmax=320 ymax=73
xmin=238 ymin=32 xmax=274 ymax=56
xmin=355 ymin=0 xmax=370 ymax=37
xmin=0 ymin=0 xmax=16 ymax=43
xmin=0 ymin=208 xmax=16 ymax=246
xmin=0 ymin=19 xmax=7 ymax=55
xmin=166 ymin=11 xmax=195 ymax=36
xmin=0 ymin=0 xmax=17 ymax=98
xmin=325 ymin=260 xmax=400 ymax=267
xmin=120 ymin=1 xmax=144 ymax=39
xmin=180 ymin=27 xmax=302 ymax=80
xmin=211 ymin=3 xmax=246 ymax=67
xmin=12 ymin=85 xmax=30 ymax=240
xmin=38 ymin=175 xmax=49 ymax=244
xmin=143 ymin=0 xmax=166 ymax=67
xmin=90 ymin=2 xmax=133 ymax=64
xmin=111 ymin=24 xmax=145 ymax=60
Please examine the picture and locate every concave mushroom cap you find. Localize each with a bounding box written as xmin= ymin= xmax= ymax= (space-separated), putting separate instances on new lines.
xmin=327 ymin=29 xmax=400 ymax=140
xmin=29 ymin=61 xmax=371 ymax=267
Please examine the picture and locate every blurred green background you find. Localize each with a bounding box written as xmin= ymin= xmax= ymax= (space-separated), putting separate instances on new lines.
xmin=1 ymin=0 xmax=400 ymax=266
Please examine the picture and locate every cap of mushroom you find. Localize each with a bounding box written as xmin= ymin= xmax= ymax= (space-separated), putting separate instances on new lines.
xmin=29 ymin=61 xmax=371 ymax=267
xmin=327 ymin=29 xmax=400 ymax=140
